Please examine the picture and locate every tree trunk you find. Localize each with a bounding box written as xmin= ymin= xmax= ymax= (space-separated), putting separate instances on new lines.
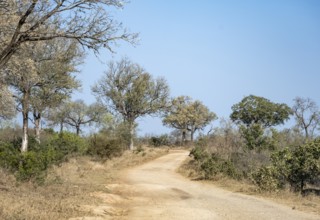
xmin=21 ymin=112 xmax=29 ymax=152
xmin=190 ymin=130 xmax=194 ymax=142
xmin=76 ymin=125 xmax=80 ymax=136
xmin=304 ymin=127 xmax=309 ymax=141
xmin=182 ymin=130 xmax=186 ymax=145
xmin=59 ymin=120 xmax=64 ymax=134
xmin=33 ymin=111 xmax=41 ymax=144
xmin=129 ymin=122 xmax=135 ymax=150
xmin=21 ymin=91 xmax=30 ymax=152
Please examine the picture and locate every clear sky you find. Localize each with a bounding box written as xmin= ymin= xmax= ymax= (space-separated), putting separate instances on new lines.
xmin=75 ymin=0 xmax=320 ymax=136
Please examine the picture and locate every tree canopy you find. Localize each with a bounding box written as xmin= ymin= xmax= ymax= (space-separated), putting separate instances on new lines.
xmin=230 ymin=95 xmax=292 ymax=128
xmin=163 ymin=96 xmax=217 ymax=142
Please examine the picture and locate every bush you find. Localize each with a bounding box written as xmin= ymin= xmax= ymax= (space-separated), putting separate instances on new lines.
xmin=87 ymin=134 xmax=124 ymax=159
xmin=251 ymin=166 xmax=281 ymax=192
xmin=149 ymin=134 xmax=171 ymax=147
xmin=252 ymin=139 xmax=320 ymax=193
xmin=50 ymin=132 xmax=88 ymax=156
xmin=0 ymin=132 xmax=89 ymax=184
xmin=189 ymin=146 xmax=240 ymax=180
xmin=0 ymin=141 xmax=20 ymax=171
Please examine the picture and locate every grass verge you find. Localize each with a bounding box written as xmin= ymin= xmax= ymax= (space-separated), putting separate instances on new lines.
xmin=178 ymin=156 xmax=320 ymax=216
xmin=0 ymin=147 xmax=169 ymax=219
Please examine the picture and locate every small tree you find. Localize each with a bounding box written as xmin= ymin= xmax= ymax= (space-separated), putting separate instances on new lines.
xmin=92 ymin=58 xmax=169 ymax=150
xmin=163 ymin=96 xmax=217 ymax=143
xmin=230 ymin=95 xmax=291 ymax=150
xmin=292 ymin=97 xmax=320 ymax=140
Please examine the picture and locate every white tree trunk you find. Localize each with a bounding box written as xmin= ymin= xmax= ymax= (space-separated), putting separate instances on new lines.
xmin=21 ymin=92 xmax=30 ymax=152
xmin=21 ymin=112 xmax=29 ymax=152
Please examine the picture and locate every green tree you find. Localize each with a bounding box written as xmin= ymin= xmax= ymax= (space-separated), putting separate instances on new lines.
xmin=230 ymin=95 xmax=291 ymax=150
xmin=0 ymin=0 xmax=137 ymax=68
xmin=92 ymin=58 xmax=169 ymax=150
xmin=163 ymin=96 xmax=217 ymax=143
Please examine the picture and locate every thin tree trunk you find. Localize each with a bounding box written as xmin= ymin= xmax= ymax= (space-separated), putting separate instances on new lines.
xmin=129 ymin=122 xmax=135 ymax=150
xmin=182 ymin=130 xmax=186 ymax=145
xmin=76 ymin=125 xmax=80 ymax=136
xmin=21 ymin=112 xmax=29 ymax=152
xmin=33 ymin=111 xmax=41 ymax=144
xmin=59 ymin=120 xmax=64 ymax=134
xmin=190 ymin=130 xmax=194 ymax=142
xmin=21 ymin=91 xmax=30 ymax=152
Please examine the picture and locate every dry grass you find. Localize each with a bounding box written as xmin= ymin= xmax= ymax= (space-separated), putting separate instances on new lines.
xmin=0 ymin=147 xmax=169 ymax=220
xmin=178 ymin=156 xmax=320 ymax=216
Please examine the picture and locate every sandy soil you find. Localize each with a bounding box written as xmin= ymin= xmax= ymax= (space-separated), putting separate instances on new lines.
xmin=73 ymin=150 xmax=320 ymax=220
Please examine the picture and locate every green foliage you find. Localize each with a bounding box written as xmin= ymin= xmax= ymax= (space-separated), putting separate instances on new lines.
xmin=50 ymin=132 xmax=88 ymax=156
xmin=240 ymin=124 xmax=267 ymax=150
xmin=87 ymin=134 xmax=125 ymax=159
xmin=251 ymin=139 xmax=320 ymax=193
xmin=251 ymin=166 xmax=281 ymax=192
xmin=230 ymin=95 xmax=292 ymax=127
xmin=189 ymin=146 xmax=240 ymax=180
xmin=0 ymin=132 xmax=88 ymax=184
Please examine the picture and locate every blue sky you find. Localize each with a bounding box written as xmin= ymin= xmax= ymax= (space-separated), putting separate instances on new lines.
xmin=76 ymin=0 xmax=320 ymax=136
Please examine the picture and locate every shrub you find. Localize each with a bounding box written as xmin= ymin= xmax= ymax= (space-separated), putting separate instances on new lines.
xmin=149 ymin=134 xmax=171 ymax=147
xmin=0 ymin=132 xmax=89 ymax=184
xmin=251 ymin=166 xmax=281 ymax=192
xmin=87 ymin=134 xmax=124 ymax=159
xmin=189 ymin=146 xmax=240 ymax=180
xmin=252 ymin=139 xmax=320 ymax=193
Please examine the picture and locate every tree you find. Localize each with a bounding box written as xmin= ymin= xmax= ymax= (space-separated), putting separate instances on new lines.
xmin=0 ymin=0 xmax=137 ymax=68
xmin=230 ymin=95 xmax=292 ymax=149
xmin=292 ymin=97 xmax=320 ymax=140
xmin=64 ymin=100 xmax=106 ymax=135
xmin=163 ymin=96 xmax=217 ymax=143
xmin=5 ymin=39 xmax=81 ymax=152
xmin=92 ymin=58 xmax=169 ymax=150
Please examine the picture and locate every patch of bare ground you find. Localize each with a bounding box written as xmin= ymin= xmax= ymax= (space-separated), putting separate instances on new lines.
xmin=178 ymin=156 xmax=320 ymax=216
xmin=0 ymin=147 xmax=169 ymax=220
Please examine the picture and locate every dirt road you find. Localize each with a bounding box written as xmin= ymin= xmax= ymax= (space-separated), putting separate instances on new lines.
xmin=80 ymin=150 xmax=320 ymax=220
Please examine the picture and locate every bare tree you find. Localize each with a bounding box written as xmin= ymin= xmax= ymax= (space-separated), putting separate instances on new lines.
xmin=292 ymin=97 xmax=320 ymax=140
xmin=0 ymin=0 xmax=138 ymax=68
xmin=50 ymin=100 xmax=106 ymax=135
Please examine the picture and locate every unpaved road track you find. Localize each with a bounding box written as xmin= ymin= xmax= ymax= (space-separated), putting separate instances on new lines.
xmin=78 ymin=150 xmax=320 ymax=220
